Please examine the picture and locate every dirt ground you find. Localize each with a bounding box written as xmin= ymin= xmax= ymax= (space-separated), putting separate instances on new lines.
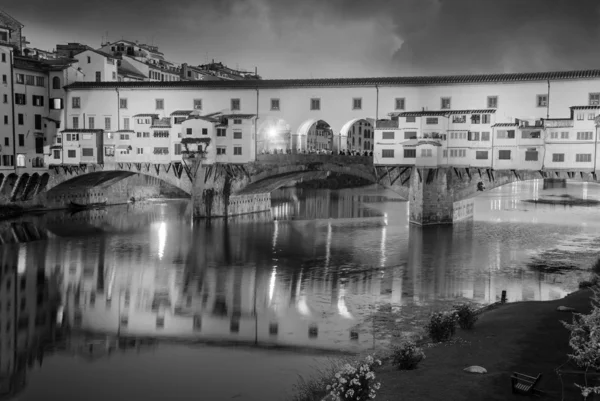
xmin=374 ymin=288 xmax=595 ymax=401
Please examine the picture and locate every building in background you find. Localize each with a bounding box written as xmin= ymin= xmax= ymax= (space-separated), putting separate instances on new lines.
xmin=346 ymin=119 xmax=374 ymax=153
xmin=307 ymin=120 xmax=332 ymax=151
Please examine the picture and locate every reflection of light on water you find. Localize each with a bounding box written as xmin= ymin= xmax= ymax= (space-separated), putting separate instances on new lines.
xmin=268 ymin=268 xmax=276 ymax=305
xmin=337 ymin=286 xmax=353 ymax=319
xmin=56 ymin=305 xmax=64 ymax=325
xmin=17 ymin=243 xmax=26 ymax=274
xmin=380 ymin=226 xmax=387 ymax=268
xmin=297 ymin=295 xmax=311 ymax=317
xmin=583 ymin=182 xmax=588 ymax=200
xmin=533 ymin=179 xmax=539 ymax=201
xmin=272 ymin=220 xmax=279 ymax=249
xmin=158 ymin=222 xmax=167 ymax=260
xmin=384 ymin=212 xmax=388 ymax=226
xmin=325 ymin=222 xmax=332 ymax=266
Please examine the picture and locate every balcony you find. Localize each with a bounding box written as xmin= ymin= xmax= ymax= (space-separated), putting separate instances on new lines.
xmin=544 ymin=119 xmax=574 ymax=128
xmin=376 ymin=120 xmax=399 ymax=129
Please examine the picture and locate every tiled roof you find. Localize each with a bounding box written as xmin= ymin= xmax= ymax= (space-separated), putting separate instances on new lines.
xmin=133 ymin=113 xmax=159 ymax=118
xmin=396 ymin=109 xmax=497 ymax=117
xmin=221 ymin=114 xmax=256 ymax=119
xmin=118 ymin=66 xmax=146 ymax=80
xmin=65 ymin=69 xmax=600 ymax=90
xmin=60 ymin=129 xmax=104 ymax=133
xmin=492 ymin=123 xmax=519 ymax=127
xmin=115 ymin=130 xmax=135 ymax=133
xmin=170 ymin=110 xmax=193 ymax=116
xmin=570 ymin=105 xmax=600 ymax=110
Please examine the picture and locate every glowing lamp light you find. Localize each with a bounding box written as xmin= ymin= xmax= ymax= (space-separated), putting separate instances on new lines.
xmin=268 ymin=127 xmax=277 ymax=137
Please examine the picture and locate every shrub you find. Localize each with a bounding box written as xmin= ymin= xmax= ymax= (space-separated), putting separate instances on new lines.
xmin=425 ymin=311 xmax=458 ymax=342
xmin=325 ymin=355 xmax=382 ymax=401
xmin=453 ymin=303 xmax=479 ymax=330
xmin=390 ymin=340 xmax=425 ymax=370
xmin=289 ymin=357 xmax=354 ymax=401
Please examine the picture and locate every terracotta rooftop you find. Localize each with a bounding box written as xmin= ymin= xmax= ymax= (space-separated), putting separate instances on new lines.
xmin=221 ymin=114 xmax=256 ymax=119
xmin=570 ymin=105 xmax=600 ymax=110
xmin=65 ymin=69 xmax=600 ymax=90
xmin=491 ymin=123 xmax=519 ymax=127
xmin=133 ymin=113 xmax=159 ymax=118
xmin=60 ymin=129 xmax=104 ymax=133
xmin=170 ymin=110 xmax=193 ymax=116
xmin=395 ymin=109 xmax=497 ymax=117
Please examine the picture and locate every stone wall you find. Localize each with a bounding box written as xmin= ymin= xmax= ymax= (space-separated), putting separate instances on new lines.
xmin=228 ymin=193 xmax=271 ymax=216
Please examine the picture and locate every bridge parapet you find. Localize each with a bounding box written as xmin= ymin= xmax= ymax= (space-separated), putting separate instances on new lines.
xmin=256 ymin=153 xmax=373 ymax=166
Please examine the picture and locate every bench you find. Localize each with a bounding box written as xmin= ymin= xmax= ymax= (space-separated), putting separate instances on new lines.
xmin=511 ymin=372 xmax=542 ymax=395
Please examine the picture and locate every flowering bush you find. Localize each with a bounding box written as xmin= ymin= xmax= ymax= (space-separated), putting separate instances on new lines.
xmin=325 ymin=355 xmax=382 ymax=400
xmin=453 ymin=303 xmax=479 ymax=330
xmin=562 ymin=286 xmax=600 ymax=399
xmin=425 ymin=311 xmax=458 ymax=342
xmin=391 ymin=340 xmax=425 ymax=370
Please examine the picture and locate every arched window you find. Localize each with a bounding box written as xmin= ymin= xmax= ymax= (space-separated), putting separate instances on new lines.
xmin=16 ymin=154 xmax=26 ymax=167
xmin=52 ymin=76 xmax=61 ymax=89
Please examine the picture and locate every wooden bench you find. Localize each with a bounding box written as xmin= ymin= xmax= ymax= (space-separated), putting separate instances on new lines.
xmin=511 ymin=372 xmax=542 ymax=395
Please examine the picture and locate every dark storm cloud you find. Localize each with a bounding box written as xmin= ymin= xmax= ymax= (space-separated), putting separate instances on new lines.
xmin=3 ymin=0 xmax=600 ymax=78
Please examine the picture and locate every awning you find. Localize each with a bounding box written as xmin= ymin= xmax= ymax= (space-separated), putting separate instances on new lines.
xmin=117 ymin=145 xmax=131 ymax=150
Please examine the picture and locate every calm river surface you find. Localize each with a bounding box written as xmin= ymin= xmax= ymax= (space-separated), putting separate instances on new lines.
xmin=2 ymin=179 xmax=600 ymax=400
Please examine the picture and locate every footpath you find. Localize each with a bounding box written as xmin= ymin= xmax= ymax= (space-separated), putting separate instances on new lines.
xmin=375 ymin=288 xmax=594 ymax=401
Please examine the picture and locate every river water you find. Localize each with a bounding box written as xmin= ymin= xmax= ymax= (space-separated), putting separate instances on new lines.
xmin=1 ymin=179 xmax=600 ymax=400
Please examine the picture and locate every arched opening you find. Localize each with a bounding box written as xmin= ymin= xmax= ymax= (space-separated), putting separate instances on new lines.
xmin=10 ymin=173 xmax=29 ymax=201
xmin=256 ymin=118 xmax=291 ymax=154
xmin=340 ymin=118 xmax=375 ymax=155
xmin=296 ymin=119 xmax=333 ymax=153
xmin=52 ymin=76 xmax=61 ymax=89
xmin=21 ymin=173 xmax=40 ymax=201
xmin=35 ymin=173 xmax=50 ymax=196
xmin=0 ymin=173 xmax=18 ymax=199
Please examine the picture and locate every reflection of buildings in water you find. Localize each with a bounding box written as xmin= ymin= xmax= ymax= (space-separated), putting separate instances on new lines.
xmin=271 ymin=188 xmax=384 ymax=220
xmin=0 ymin=242 xmax=61 ymax=398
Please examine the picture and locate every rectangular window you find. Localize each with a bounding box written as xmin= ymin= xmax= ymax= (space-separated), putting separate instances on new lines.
xmin=25 ymin=75 xmax=35 ymax=85
xmin=112 ymin=71 xmax=116 ymax=80
xmin=233 ymin=131 xmax=242 ymax=139
xmin=271 ymin=98 xmax=280 ymax=111
xmin=497 ymin=130 xmax=515 ymax=139
xmin=525 ymin=149 xmax=538 ymax=161
xmin=406 ymin=116 xmax=416 ymax=123
xmin=577 ymin=131 xmax=593 ymax=140
xmin=550 ymin=132 xmax=558 ymax=139
xmin=395 ymin=98 xmax=405 ymax=110
xmin=72 ymin=97 xmax=80 ymax=108
xmin=1 ymin=74 xmax=5 ymax=84
xmin=82 ymin=148 xmax=94 ymax=157
xmin=481 ymin=114 xmax=491 ymax=124
xmin=53 ymin=150 xmax=60 ymax=159
xmin=104 ymin=146 xmax=115 ymax=156
xmin=32 ymin=95 xmax=44 ymax=107
xmin=381 ymin=149 xmax=394 ymax=158
xmin=576 ymin=153 xmax=592 ymax=162
xmin=153 ymin=147 xmax=169 ymax=155
xmin=234 ymin=146 xmax=242 ymax=155
xmin=18 ymin=113 xmax=24 ymax=125
xmin=105 ymin=117 xmax=111 ymax=130
xmin=16 ymin=74 xmax=24 ymax=84
xmin=68 ymin=150 xmax=76 ymax=158
xmin=352 ymin=98 xmax=362 ymax=110
xmin=233 ymin=119 xmax=242 ymax=125
xmin=15 ymin=93 xmax=26 ymax=105
xmin=537 ymin=94 xmax=548 ymax=107
xmin=487 ymin=96 xmax=498 ymax=108
xmin=216 ymin=128 xmax=226 ymax=137
xmin=441 ymin=97 xmax=451 ymax=109
xmin=498 ymin=150 xmax=511 ymax=160
xmin=481 ymin=132 xmax=490 ymax=141
xmin=34 ymin=114 xmax=42 ymax=130
xmin=552 ymin=153 xmax=565 ymax=162
xmin=231 ymin=98 xmax=240 ymax=111
xmin=202 ymin=128 xmax=208 ymax=135
xmin=95 ymin=71 xmax=101 ymax=82
xmin=577 ymin=112 xmax=585 ymax=120
xmin=1 ymin=53 xmax=5 ymax=62
xmin=420 ymin=148 xmax=432 ymax=157
xmin=452 ymin=115 xmax=466 ymax=124
xmin=476 ymin=151 xmax=488 ymax=160
xmin=561 ymin=131 xmax=569 ymax=139
xmin=3 ymin=115 xmax=7 ymax=124
xmin=404 ymin=149 xmax=416 ymax=158
xmin=471 ymin=114 xmax=481 ymax=124
xmin=216 ymin=147 xmax=226 ymax=155
xmin=186 ymin=128 xmax=192 ymax=136
xmin=404 ymin=131 xmax=417 ymax=139
xmin=589 ymin=113 xmax=596 ymax=120
xmin=155 ymin=99 xmax=164 ymax=110
xmin=173 ymin=144 xmax=181 ymax=155
xmin=426 ymin=118 xmax=438 ymax=125
xmin=381 ymin=131 xmax=395 ymax=140
xmin=18 ymin=134 xmax=24 ymax=147
xmin=88 ymin=117 xmax=94 ymax=129
xmin=152 ymin=131 xmax=169 ymax=138
xmin=193 ymin=99 xmax=202 ymax=109
xmin=173 ymin=117 xmax=186 ymax=125
xmin=123 ymin=118 xmax=130 ymax=130
xmin=119 ymin=98 xmax=128 ymax=109
xmin=590 ymin=93 xmax=600 ymax=106
xmin=521 ymin=130 xmax=542 ymax=139
xmin=50 ymin=98 xmax=63 ymax=110
xmin=73 ymin=116 xmax=79 ymax=129
xmin=310 ymin=98 xmax=320 ymax=110
xmin=469 ymin=132 xmax=480 ymax=141
xmin=36 ymin=76 xmax=45 ymax=87
xmin=137 ymin=147 xmax=144 ymax=155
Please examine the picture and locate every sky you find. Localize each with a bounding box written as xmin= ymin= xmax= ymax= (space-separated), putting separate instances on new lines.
xmin=3 ymin=0 xmax=600 ymax=79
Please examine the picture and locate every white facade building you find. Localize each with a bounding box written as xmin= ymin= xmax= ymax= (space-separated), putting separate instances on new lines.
xmin=72 ymin=49 xmax=118 ymax=82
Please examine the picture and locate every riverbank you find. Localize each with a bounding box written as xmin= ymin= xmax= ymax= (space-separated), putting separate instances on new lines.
xmin=374 ymin=288 xmax=594 ymax=401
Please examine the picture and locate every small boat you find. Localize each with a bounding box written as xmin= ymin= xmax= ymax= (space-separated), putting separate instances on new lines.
xmin=69 ymin=201 xmax=107 ymax=210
